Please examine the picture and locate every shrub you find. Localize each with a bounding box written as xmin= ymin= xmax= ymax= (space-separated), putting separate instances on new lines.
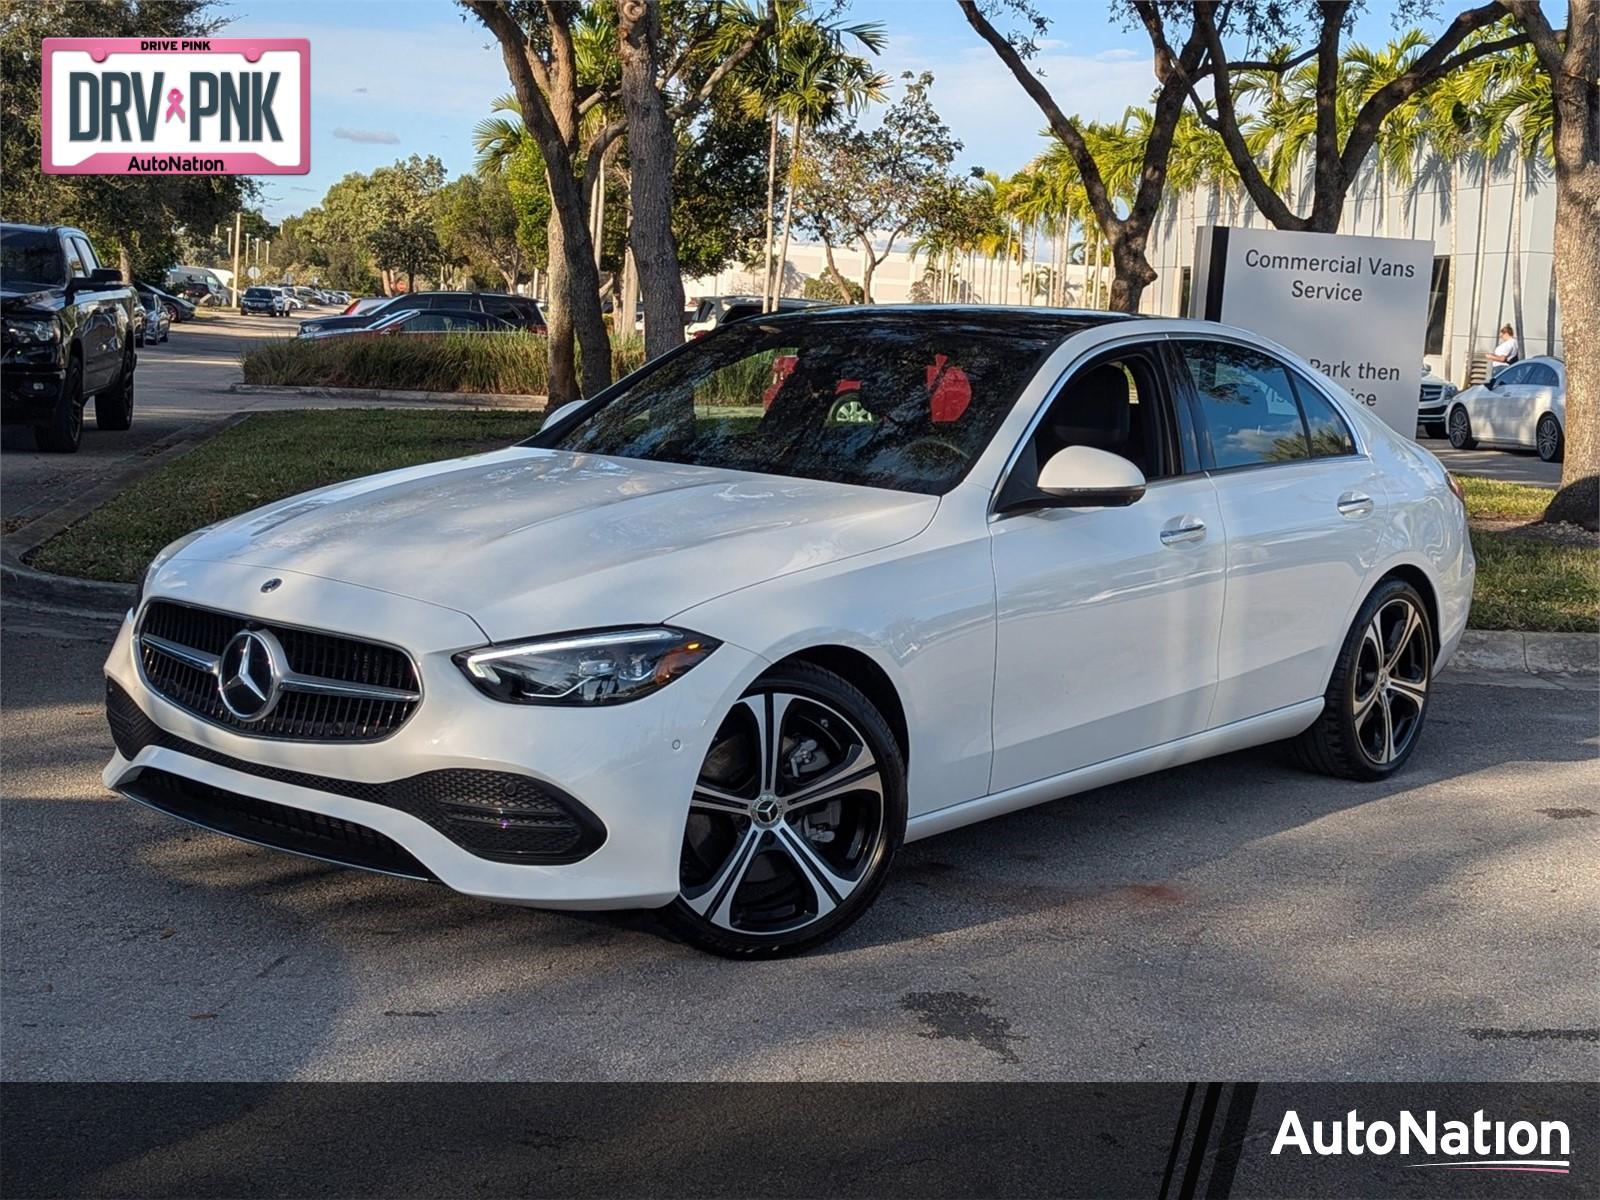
xmin=241 ymin=333 xmax=652 ymax=396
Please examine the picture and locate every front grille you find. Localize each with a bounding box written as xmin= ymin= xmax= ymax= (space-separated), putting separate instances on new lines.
xmin=108 ymin=680 xmax=606 ymax=865
xmin=119 ymin=767 xmax=435 ymax=880
xmin=137 ymin=600 xmax=420 ymax=741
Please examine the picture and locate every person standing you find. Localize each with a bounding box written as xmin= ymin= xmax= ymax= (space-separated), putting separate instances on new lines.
xmin=1486 ymin=323 xmax=1521 ymax=365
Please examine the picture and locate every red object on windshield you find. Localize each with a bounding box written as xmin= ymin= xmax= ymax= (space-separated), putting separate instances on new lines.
xmin=762 ymin=354 xmax=799 ymax=409
xmin=342 ymin=301 xmax=360 ymax=315
xmin=926 ymin=355 xmax=971 ymax=423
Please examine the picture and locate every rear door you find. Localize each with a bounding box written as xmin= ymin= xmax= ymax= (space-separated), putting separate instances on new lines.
xmin=1172 ymin=337 xmax=1385 ymax=727
xmin=987 ymin=338 xmax=1226 ymax=791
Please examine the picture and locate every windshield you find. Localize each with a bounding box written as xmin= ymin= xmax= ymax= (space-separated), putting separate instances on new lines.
xmin=1 ymin=228 xmax=66 ymax=288
xmin=546 ymin=314 xmax=1061 ymax=495
xmin=245 ymin=288 xmax=272 ymax=299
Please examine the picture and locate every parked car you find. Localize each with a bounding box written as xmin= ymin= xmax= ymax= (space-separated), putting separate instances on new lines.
xmin=686 ymin=295 xmax=835 ymax=337
xmin=1415 ymin=362 xmax=1458 ymax=438
xmin=108 ymin=307 xmax=1473 ymax=955
xmin=138 ymin=290 xmax=171 ymax=344
xmin=308 ymin=308 xmax=516 ymax=339
xmin=1 ymin=222 xmax=138 ymax=451
xmin=278 ymin=290 xmax=308 ymax=312
xmin=239 ymin=286 xmax=288 ymax=317
xmin=1445 ymin=356 xmax=1566 ymax=462
xmin=136 ymin=281 xmax=196 ymax=324
xmin=299 ymin=291 xmax=545 ymax=338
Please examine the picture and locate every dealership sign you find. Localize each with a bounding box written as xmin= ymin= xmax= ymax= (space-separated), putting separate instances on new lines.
xmin=42 ymin=38 xmax=309 ymax=175
xmin=1190 ymin=226 xmax=1433 ymax=437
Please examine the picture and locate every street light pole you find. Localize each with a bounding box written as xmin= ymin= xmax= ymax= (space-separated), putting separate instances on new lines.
xmin=230 ymin=211 xmax=243 ymax=307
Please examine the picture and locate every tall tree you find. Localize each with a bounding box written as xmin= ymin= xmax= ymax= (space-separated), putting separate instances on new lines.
xmin=958 ymin=0 xmax=1209 ymax=312
xmin=437 ymin=172 xmax=527 ymax=290
xmin=366 ymin=155 xmax=446 ymax=295
xmin=795 ymin=72 xmax=959 ymax=303
xmin=1177 ymin=2 xmax=1530 ymax=233
xmin=462 ymin=1 xmax=614 ymax=401
xmin=1503 ymin=0 xmax=1598 ymax=529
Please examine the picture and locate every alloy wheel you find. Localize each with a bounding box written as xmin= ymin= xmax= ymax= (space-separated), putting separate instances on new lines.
xmin=1447 ymin=408 xmax=1471 ymax=448
xmin=679 ymin=690 xmax=888 ymax=938
xmin=1537 ymin=415 xmax=1561 ymax=462
xmin=1350 ymin=596 xmax=1430 ymax=766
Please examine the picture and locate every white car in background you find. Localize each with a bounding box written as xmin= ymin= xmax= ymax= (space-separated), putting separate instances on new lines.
xmin=1446 ymin=356 xmax=1566 ymax=462
xmin=104 ymin=308 xmax=1473 ymax=957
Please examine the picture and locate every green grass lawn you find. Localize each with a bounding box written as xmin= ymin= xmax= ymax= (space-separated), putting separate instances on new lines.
xmin=28 ymin=411 xmax=1600 ymax=634
xmin=32 ymin=409 xmax=537 ymax=583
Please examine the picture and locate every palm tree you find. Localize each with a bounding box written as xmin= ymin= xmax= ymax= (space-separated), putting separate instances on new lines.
xmin=1481 ymin=45 xmax=1555 ymax=353
xmin=727 ymin=1 xmax=886 ymax=309
xmin=1344 ymin=31 xmax=1430 ymax=238
xmin=1420 ymin=68 xmax=1480 ymax=381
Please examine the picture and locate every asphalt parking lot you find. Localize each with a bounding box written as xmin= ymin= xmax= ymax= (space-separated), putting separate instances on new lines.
xmin=3 ymin=610 xmax=1595 ymax=1083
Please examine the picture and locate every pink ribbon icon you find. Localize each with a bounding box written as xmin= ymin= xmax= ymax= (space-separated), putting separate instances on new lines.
xmin=164 ymin=88 xmax=185 ymax=123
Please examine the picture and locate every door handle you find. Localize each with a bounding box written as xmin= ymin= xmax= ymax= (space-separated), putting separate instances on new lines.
xmin=1160 ymin=517 xmax=1207 ymax=545
xmin=1337 ymin=491 xmax=1374 ymax=517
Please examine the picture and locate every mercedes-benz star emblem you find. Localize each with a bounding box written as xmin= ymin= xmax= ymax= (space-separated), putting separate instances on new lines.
xmin=217 ymin=629 xmax=283 ymax=721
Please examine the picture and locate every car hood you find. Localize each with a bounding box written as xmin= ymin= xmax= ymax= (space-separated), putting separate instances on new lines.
xmin=180 ymin=448 xmax=938 ymax=641
xmin=1 ymin=284 xmax=63 ymax=315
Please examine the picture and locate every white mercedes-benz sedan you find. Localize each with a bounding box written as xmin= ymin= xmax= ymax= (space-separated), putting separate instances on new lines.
xmin=1445 ymin=355 xmax=1567 ymax=462
xmin=104 ymin=308 xmax=1474 ymax=956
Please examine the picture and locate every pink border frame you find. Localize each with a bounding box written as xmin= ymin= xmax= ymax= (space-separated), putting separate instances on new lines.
xmin=41 ymin=37 xmax=310 ymax=175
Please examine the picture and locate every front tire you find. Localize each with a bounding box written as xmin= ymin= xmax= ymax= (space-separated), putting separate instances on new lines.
xmin=1536 ymin=414 xmax=1564 ymax=463
xmin=1292 ymin=579 xmax=1434 ymax=781
xmin=1447 ymin=406 xmax=1476 ymax=449
xmin=663 ymin=663 xmax=906 ymax=958
xmin=95 ymin=345 xmax=135 ymax=431
xmin=33 ymin=355 xmax=85 ymax=453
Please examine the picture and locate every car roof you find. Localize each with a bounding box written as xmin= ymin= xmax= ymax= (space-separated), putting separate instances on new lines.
xmin=718 ymin=303 xmax=1141 ymax=339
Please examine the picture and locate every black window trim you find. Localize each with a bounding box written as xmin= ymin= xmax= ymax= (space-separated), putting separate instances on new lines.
xmin=1166 ymin=333 xmax=1370 ymax=477
xmin=988 ymin=332 xmax=1207 ymax=520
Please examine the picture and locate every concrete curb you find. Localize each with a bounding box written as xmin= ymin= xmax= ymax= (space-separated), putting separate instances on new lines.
xmin=1450 ymin=630 xmax=1598 ymax=676
xmin=230 ymin=384 xmax=548 ymax=410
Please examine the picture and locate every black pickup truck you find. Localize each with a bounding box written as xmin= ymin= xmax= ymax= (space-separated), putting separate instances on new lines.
xmin=2 ymin=223 xmax=138 ymax=452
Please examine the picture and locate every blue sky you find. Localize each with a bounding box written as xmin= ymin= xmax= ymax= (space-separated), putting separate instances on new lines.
xmin=218 ymin=0 xmax=1448 ymax=222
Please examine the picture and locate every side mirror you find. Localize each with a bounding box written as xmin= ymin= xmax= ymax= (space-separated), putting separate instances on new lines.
xmin=1032 ymin=445 xmax=1147 ymax=509
xmin=67 ymin=267 xmax=124 ymax=295
xmin=541 ymin=399 xmax=587 ymax=431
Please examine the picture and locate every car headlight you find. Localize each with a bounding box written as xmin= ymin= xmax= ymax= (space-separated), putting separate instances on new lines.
xmin=455 ymin=627 xmax=719 ymax=706
xmin=133 ymin=527 xmax=212 ymax=612
xmin=3 ymin=317 xmax=58 ymax=345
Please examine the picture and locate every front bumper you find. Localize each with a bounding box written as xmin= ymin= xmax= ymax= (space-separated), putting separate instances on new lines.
xmin=1 ymin=364 xmax=64 ymax=423
xmin=102 ymin=562 xmax=762 ymax=909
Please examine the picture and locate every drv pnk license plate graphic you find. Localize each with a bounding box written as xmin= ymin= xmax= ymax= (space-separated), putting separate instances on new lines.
xmin=41 ymin=38 xmax=310 ymax=175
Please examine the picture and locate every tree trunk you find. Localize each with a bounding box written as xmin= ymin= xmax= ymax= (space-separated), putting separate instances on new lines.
xmin=762 ymin=115 xmax=779 ymax=311
xmin=1536 ymin=0 xmax=1598 ymax=529
xmin=1443 ymin=162 xmax=1460 ymax=382
xmin=774 ymin=120 xmax=803 ymax=302
xmin=118 ymin=243 xmax=133 ymax=284
xmin=1467 ymin=163 xmax=1490 ymax=379
xmin=617 ymin=245 xmax=639 ymax=342
xmin=618 ymin=0 xmax=686 ymax=361
xmin=819 ymin=234 xmax=852 ymax=303
xmin=858 ymin=235 xmax=877 ymax=304
xmin=1510 ymin=149 xmax=1526 ymax=345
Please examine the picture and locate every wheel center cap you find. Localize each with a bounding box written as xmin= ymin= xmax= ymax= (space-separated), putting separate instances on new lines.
xmin=752 ymin=795 xmax=781 ymax=826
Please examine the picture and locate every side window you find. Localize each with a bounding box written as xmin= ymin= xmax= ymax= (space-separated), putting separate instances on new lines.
xmin=1528 ymin=364 xmax=1558 ymax=388
xmin=1178 ymin=341 xmax=1309 ymax=468
xmin=406 ymin=313 xmax=450 ymax=331
xmin=1292 ymin=375 xmax=1357 ymax=458
xmin=480 ymin=295 xmax=515 ymax=319
xmin=62 ymin=235 xmax=87 ymax=278
xmin=1031 ymin=346 xmax=1177 ymax=480
xmin=72 ymin=236 xmax=100 ymax=272
xmin=1495 ymin=363 xmax=1527 ymax=386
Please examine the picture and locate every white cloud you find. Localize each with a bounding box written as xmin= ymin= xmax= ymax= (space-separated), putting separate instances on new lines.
xmin=1094 ymin=47 xmax=1143 ymax=62
xmin=332 ymin=127 xmax=401 ymax=145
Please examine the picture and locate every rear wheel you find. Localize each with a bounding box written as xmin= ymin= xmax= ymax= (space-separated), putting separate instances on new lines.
xmin=1536 ymin=414 xmax=1563 ymax=463
xmin=1447 ymin=406 xmax=1476 ymax=449
xmin=663 ymin=663 xmax=905 ymax=958
xmin=95 ymin=344 xmax=135 ymax=431
xmin=1292 ymin=579 xmax=1434 ymax=781
xmin=33 ymin=354 xmax=85 ymax=453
